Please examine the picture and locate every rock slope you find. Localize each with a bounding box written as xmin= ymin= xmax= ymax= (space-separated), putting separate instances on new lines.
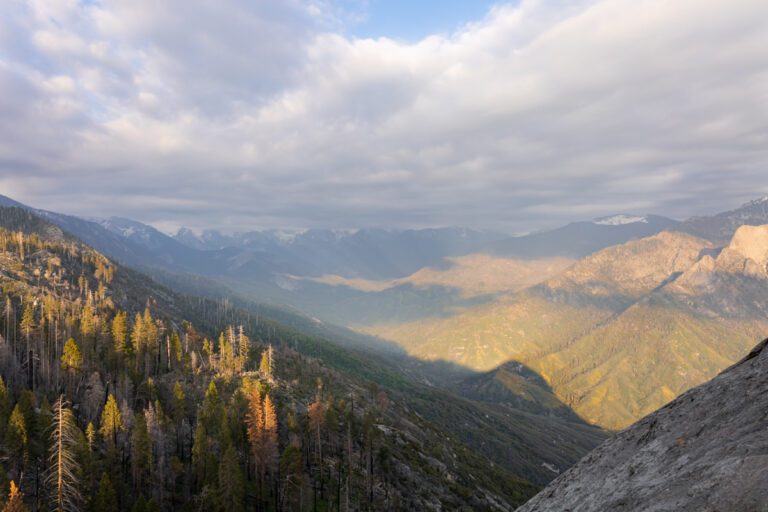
xmin=518 ymin=338 xmax=768 ymax=511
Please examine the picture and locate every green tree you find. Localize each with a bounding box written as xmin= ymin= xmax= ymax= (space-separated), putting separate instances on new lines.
xmin=6 ymin=406 xmax=26 ymax=472
xmin=99 ymin=394 xmax=123 ymax=445
xmin=61 ymin=338 xmax=82 ymax=400
xmin=130 ymin=495 xmax=147 ymax=512
xmin=259 ymin=350 xmax=271 ymax=377
xmin=111 ymin=312 xmax=127 ymax=353
xmin=200 ymin=381 xmax=221 ymax=435
xmin=191 ymin=421 xmax=213 ymax=489
xmin=217 ymin=445 xmax=244 ymax=512
xmin=171 ymin=381 xmax=186 ymax=458
xmin=19 ymin=305 xmax=35 ymax=347
xmin=85 ymin=423 xmax=96 ymax=453
xmin=131 ymin=412 xmax=152 ymax=493
xmin=93 ymin=472 xmax=117 ymax=512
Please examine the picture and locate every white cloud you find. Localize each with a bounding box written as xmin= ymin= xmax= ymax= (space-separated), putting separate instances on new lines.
xmin=1 ymin=0 xmax=767 ymax=232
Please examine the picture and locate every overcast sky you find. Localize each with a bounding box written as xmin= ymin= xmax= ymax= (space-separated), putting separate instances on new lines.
xmin=1 ymin=0 xmax=767 ymax=234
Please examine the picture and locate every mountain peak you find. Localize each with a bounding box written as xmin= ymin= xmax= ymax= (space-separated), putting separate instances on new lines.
xmin=728 ymin=224 xmax=768 ymax=268
xmin=741 ymin=196 xmax=768 ymax=208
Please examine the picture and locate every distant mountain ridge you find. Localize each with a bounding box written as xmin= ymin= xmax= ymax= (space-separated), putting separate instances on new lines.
xmin=483 ymin=214 xmax=678 ymax=259
xmin=672 ymin=197 xmax=768 ymax=245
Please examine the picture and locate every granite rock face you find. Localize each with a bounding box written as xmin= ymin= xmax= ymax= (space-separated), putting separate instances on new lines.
xmin=518 ymin=338 xmax=768 ymax=512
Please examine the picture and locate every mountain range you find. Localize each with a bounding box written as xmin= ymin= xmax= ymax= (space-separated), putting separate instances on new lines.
xmin=3 ymin=192 xmax=767 ymax=434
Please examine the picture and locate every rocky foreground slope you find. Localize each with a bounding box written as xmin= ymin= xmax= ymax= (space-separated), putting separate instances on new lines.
xmin=518 ymin=337 xmax=768 ymax=511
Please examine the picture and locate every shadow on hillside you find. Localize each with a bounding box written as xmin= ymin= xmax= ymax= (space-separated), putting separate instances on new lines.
xmin=355 ymin=348 xmax=610 ymax=486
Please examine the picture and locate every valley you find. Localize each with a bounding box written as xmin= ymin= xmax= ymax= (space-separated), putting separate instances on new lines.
xmin=1 ymin=194 xmax=767 ymax=509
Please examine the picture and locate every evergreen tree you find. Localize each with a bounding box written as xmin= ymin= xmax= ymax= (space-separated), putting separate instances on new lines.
xmin=237 ymin=326 xmax=249 ymax=371
xmin=99 ymin=394 xmax=123 ymax=445
xmin=19 ymin=305 xmax=35 ymax=347
xmin=259 ymin=350 xmax=271 ymax=377
xmin=93 ymin=472 xmax=117 ymax=511
xmin=111 ymin=312 xmax=127 ymax=354
xmin=131 ymin=412 xmax=152 ymax=493
xmin=6 ymin=406 xmax=26 ymax=472
xmin=191 ymin=421 xmax=209 ymax=489
xmin=217 ymin=445 xmax=244 ymax=512
xmin=200 ymin=381 xmax=221 ymax=435
xmin=130 ymin=314 xmax=143 ymax=358
xmin=61 ymin=338 xmax=81 ymax=400
xmin=171 ymin=381 xmax=186 ymax=457
xmin=85 ymin=423 xmax=96 ymax=453
xmin=130 ymin=495 xmax=147 ymax=512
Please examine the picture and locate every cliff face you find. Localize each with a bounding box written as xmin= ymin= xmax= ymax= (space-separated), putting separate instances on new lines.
xmin=518 ymin=338 xmax=768 ymax=512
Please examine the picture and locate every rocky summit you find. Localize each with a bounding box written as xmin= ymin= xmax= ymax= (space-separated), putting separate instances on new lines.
xmin=518 ymin=338 xmax=768 ymax=512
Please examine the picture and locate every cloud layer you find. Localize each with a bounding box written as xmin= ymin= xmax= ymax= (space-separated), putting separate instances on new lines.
xmin=1 ymin=0 xmax=767 ymax=233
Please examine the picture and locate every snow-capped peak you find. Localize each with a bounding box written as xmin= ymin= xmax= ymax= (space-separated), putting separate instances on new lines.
xmin=743 ymin=196 xmax=768 ymax=207
xmin=593 ymin=215 xmax=648 ymax=226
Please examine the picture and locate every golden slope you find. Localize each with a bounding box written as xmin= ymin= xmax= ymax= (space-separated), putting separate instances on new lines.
xmin=288 ymin=254 xmax=575 ymax=297
xmin=359 ymin=230 xmax=768 ymax=430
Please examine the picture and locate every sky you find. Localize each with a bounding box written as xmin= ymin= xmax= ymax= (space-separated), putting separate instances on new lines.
xmin=1 ymin=0 xmax=767 ymax=235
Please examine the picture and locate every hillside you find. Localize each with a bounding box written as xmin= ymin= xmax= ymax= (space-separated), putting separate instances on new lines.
xmin=362 ymin=228 xmax=766 ymax=430
xmin=0 ymin=207 xmax=607 ymax=510
xmin=519 ymin=338 xmax=768 ymax=511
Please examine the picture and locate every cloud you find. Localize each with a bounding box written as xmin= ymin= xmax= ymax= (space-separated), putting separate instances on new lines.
xmin=1 ymin=0 xmax=767 ymax=233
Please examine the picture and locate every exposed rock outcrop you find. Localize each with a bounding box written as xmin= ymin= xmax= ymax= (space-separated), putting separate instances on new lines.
xmin=518 ymin=338 xmax=768 ymax=511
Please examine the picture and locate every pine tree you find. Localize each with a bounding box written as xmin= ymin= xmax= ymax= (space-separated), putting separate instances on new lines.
xmin=237 ymin=326 xmax=249 ymax=371
xmin=191 ymin=421 xmax=210 ymax=489
xmin=201 ymin=381 xmax=221 ymax=435
xmin=111 ymin=312 xmax=127 ymax=353
xmin=60 ymin=338 xmax=81 ymax=400
xmin=46 ymin=396 xmax=82 ymax=512
xmin=131 ymin=411 xmax=152 ymax=493
xmin=93 ymin=472 xmax=117 ymax=511
xmin=6 ymin=405 xmax=26 ymax=472
xmin=99 ymin=394 xmax=123 ymax=445
xmin=217 ymin=445 xmax=244 ymax=512
xmin=131 ymin=495 xmax=147 ymax=512
xmin=259 ymin=350 xmax=270 ymax=377
xmin=85 ymin=423 xmax=96 ymax=453
xmin=19 ymin=305 xmax=35 ymax=347
xmin=171 ymin=381 xmax=186 ymax=458
xmin=130 ymin=314 xmax=143 ymax=358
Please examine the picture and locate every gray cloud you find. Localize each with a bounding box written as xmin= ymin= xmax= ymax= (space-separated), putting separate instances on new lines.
xmin=1 ymin=0 xmax=767 ymax=234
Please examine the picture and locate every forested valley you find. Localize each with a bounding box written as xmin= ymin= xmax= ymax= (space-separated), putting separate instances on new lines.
xmin=0 ymin=206 xmax=549 ymax=511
